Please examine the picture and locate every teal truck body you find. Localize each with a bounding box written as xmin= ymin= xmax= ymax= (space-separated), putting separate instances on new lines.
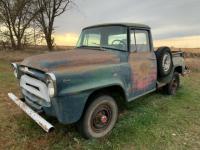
xmin=9 ymin=23 xmax=186 ymax=138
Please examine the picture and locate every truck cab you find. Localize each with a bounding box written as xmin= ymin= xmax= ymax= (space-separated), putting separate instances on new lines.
xmin=9 ymin=23 xmax=186 ymax=139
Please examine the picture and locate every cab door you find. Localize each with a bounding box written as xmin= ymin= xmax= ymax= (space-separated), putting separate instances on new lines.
xmin=128 ymin=29 xmax=157 ymax=98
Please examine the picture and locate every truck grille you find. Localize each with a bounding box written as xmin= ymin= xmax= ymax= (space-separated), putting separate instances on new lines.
xmin=20 ymin=75 xmax=51 ymax=108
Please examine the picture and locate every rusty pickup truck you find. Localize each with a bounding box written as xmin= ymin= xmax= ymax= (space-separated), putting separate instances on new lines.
xmin=8 ymin=23 xmax=186 ymax=139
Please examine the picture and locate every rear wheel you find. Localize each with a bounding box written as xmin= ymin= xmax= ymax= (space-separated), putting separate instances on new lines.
xmin=77 ymin=95 xmax=118 ymax=139
xmin=164 ymin=72 xmax=180 ymax=95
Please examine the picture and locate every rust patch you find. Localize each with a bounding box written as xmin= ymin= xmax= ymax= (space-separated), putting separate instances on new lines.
xmin=54 ymin=64 xmax=106 ymax=73
xmin=129 ymin=52 xmax=157 ymax=91
xmin=21 ymin=49 xmax=120 ymax=72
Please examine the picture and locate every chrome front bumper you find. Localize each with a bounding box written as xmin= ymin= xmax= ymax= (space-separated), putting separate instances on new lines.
xmin=8 ymin=93 xmax=54 ymax=132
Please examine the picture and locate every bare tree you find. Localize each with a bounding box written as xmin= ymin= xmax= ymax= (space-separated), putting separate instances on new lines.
xmin=0 ymin=0 xmax=42 ymax=49
xmin=0 ymin=1 xmax=16 ymax=49
xmin=36 ymin=0 xmax=72 ymax=50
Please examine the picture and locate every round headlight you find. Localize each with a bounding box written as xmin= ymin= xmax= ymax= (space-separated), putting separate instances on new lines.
xmin=12 ymin=63 xmax=18 ymax=78
xmin=46 ymin=73 xmax=57 ymax=98
xmin=47 ymin=80 xmax=55 ymax=98
xmin=14 ymin=68 xmax=18 ymax=78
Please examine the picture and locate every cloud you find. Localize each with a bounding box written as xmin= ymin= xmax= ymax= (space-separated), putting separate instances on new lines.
xmin=53 ymin=0 xmax=200 ymax=47
xmin=154 ymin=35 xmax=200 ymax=48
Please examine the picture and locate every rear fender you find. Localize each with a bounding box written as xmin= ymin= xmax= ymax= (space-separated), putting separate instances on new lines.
xmin=157 ymin=65 xmax=184 ymax=84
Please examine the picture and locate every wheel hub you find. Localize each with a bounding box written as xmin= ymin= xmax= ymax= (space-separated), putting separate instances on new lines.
xmin=101 ymin=115 xmax=108 ymax=124
xmin=172 ymin=79 xmax=178 ymax=90
xmin=91 ymin=104 xmax=112 ymax=132
xmin=163 ymin=53 xmax=171 ymax=72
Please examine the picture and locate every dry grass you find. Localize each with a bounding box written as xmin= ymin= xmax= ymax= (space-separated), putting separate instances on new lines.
xmin=186 ymin=58 xmax=200 ymax=72
xmin=0 ymin=46 xmax=74 ymax=62
xmin=0 ymin=50 xmax=46 ymax=62
xmin=171 ymin=48 xmax=200 ymax=58
xmin=171 ymin=48 xmax=200 ymax=53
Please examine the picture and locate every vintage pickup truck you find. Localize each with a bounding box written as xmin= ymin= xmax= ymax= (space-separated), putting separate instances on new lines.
xmin=8 ymin=23 xmax=186 ymax=139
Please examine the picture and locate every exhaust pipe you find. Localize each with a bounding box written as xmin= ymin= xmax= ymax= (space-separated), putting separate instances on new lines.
xmin=8 ymin=93 xmax=54 ymax=133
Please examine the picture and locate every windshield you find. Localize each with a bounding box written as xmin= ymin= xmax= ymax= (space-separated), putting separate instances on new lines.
xmin=76 ymin=26 xmax=128 ymax=51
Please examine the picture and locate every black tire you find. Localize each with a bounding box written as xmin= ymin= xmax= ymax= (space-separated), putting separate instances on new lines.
xmin=77 ymin=95 xmax=118 ymax=139
xmin=164 ymin=72 xmax=180 ymax=95
xmin=156 ymin=47 xmax=173 ymax=77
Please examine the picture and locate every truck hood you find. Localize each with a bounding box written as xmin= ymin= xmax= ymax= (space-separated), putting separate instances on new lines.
xmin=21 ymin=49 xmax=120 ymax=72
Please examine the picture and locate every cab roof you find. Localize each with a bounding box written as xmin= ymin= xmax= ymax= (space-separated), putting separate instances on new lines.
xmin=83 ymin=23 xmax=150 ymax=30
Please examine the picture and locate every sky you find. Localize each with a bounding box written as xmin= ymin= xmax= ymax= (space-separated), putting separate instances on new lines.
xmin=53 ymin=0 xmax=200 ymax=47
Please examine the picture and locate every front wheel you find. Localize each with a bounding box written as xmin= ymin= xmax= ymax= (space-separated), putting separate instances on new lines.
xmin=164 ymin=72 xmax=180 ymax=95
xmin=77 ymin=95 xmax=118 ymax=139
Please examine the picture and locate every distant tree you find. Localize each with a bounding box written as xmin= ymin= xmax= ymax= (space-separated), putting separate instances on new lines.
xmin=36 ymin=0 xmax=72 ymax=50
xmin=0 ymin=0 xmax=42 ymax=50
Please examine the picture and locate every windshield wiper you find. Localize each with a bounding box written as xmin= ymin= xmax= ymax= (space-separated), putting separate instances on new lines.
xmin=77 ymin=44 xmax=123 ymax=52
xmin=91 ymin=43 xmax=126 ymax=51
xmin=77 ymin=45 xmax=106 ymax=51
xmin=77 ymin=45 xmax=89 ymax=48
xmin=101 ymin=46 xmax=123 ymax=51
xmin=91 ymin=43 xmax=109 ymax=51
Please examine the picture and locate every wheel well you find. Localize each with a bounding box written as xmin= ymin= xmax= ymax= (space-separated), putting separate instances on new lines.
xmin=174 ymin=66 xmax=183 ymax=74
xmin=81 ymin=85 xmax=127 ymax=118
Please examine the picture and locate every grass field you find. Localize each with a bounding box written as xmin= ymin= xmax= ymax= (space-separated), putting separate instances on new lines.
xmin=0 ymin=49 xmax=200 ymax=149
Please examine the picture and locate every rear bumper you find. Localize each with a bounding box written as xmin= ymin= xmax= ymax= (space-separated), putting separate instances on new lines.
xmin=8 ymin=93 xmax=54 ymax=132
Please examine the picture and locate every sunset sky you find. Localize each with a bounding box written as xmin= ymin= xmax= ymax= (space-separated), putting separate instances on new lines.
xmin=53 ymin=0 xmax=200 ymax=48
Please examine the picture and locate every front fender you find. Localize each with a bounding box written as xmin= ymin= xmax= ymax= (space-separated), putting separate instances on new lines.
xmin=47 ymin=64 xmax=128 ymax=124
xmin=55 ymin=64 xmax=127 ymax=96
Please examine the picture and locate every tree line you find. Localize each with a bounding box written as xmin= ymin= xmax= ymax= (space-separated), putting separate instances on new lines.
xmin=0 ymin=0 xmax=72 ymax=50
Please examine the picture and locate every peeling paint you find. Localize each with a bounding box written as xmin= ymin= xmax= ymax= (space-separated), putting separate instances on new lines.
xmin=21 ymin=49 xmax=120 ymax=72
xmin=129 ymin=52 xmax=157 ymax=96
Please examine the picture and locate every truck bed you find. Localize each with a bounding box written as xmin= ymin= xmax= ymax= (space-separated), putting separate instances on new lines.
xmin=172 ymin=51 xmax=184 ymax=57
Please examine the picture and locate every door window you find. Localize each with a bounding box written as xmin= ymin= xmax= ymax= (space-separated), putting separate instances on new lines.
xmin=130 ymin=31 xmax=136 ymax=52
xmin=130 ymin=30 xmax=150 ymax=52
